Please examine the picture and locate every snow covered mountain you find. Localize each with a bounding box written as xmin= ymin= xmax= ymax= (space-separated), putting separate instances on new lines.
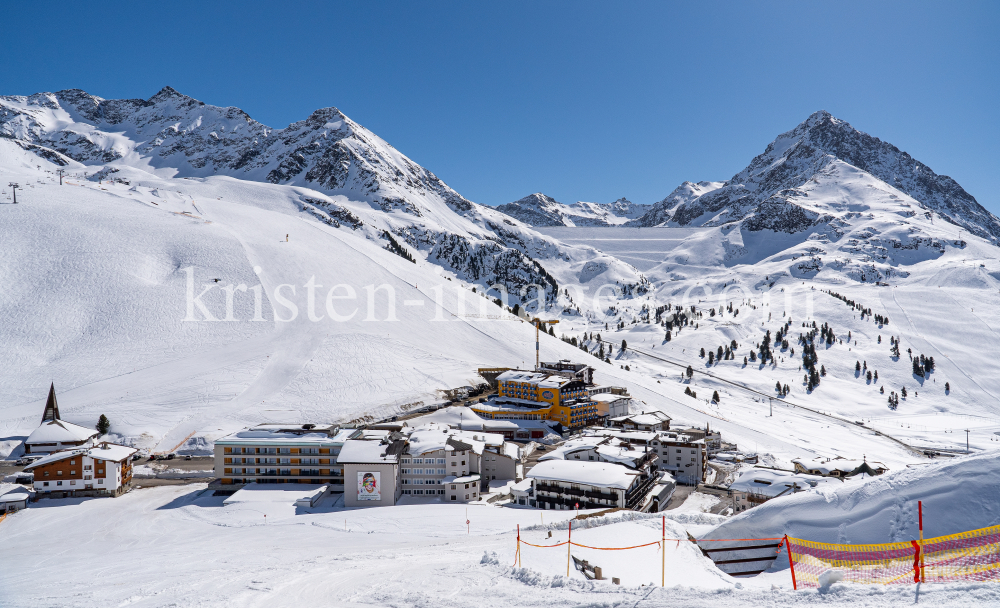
xmin=0 ymin=87 xmax=644 ymax=304
xmin=496 ymin=193 xmax=650 ymax=226
xmin=631 ymin=111 xmax=1000 ymax=243
xmin=625 ymin=181 xmax=724 ymax=227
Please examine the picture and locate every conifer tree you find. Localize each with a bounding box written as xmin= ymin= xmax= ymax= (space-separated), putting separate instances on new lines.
xmin=712 ymin=390 xmax=720 ymax=403
xmin=686 ymin=365 xmax=693 ymax=379
xmin=96 ymin=414 xmax=111 ymax=435
xmin=708 ymin=351 xmax=715 ymax=364
xmin=901 ymin=387 xmax=908 ymax=398
xmin=700 ymin=347 xmax=706 ymax=357
xmin=945 ymin=382 xmax=950 ymax=392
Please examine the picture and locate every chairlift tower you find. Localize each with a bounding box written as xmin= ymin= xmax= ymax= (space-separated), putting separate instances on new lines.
xmin=8 ymin=183 xmax=19 ymax=204
xmin=57 ymin=169 xmax=65 ymax=185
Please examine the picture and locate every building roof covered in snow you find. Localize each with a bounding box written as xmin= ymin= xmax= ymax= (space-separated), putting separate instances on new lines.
xmin=609 ymin=411 xmax=671 ymax=425
xmin=24 ymin=442 xmax=137 ymax=470
xmin=337 ymin=439 xmax=403 ymax=464
xmin=25 ymin=419 xmax=99 ymax=446
xmin=729 ymin=469 xmax=839 ymax=498
xmin=792 ymin=457 xmax=888 ymax=476
xmin=495 ymin=370 xmax=570 ymax=388
xmin=404 ymin=423 xmax=502 ymax=456
xmin=0 ymin=483 xmax=31 ymax=502
xmin=527 ymin=460 xmax=638 ymax=490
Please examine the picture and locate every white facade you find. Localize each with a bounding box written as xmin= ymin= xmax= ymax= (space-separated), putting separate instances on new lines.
xmin=26 ymin=442 xmax=136 ymax=497
xmin=650 ymin=434 xmax=706 ymax=485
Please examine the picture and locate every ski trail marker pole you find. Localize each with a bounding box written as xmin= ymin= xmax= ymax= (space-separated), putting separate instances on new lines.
xmin=662 ymin=515 xmax=665 ymax=587
xmin=567 ymin=521 xmax=572 ymax=577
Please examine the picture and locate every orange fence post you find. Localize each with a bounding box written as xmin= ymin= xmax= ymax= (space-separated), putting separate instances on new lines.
xmin=784 ymin=535 xmax=797 ymax=590
xmin=918 ymin=501 xmax=925 ymax=583
xmin=567 ymin=521 xmax=573 ymax=577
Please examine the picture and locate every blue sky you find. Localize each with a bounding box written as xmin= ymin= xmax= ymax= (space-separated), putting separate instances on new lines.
xmin=2 ymin=2 xmax=998 ymax=212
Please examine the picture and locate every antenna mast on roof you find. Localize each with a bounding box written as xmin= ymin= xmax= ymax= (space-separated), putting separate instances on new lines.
xmin=531 ymin=318 xmax=559 ymax=370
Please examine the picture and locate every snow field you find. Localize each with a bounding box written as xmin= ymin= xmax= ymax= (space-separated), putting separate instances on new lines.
xmin=1 ymin=484 xmax=999 ymax=607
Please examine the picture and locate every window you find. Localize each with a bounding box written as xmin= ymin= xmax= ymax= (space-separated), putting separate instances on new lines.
xmin=44 ymin=471 xmax=49 ymax=477
xmin=451 ymin=496 xmax=457 ymax=501
xmin=57 ymin=481 xmax=63 ymax=486
xmin=437 ymin=458 xmax=445 ymax=464
xmin=402 ymin=479 xmax=410 ymax=485
xmin=413 ymin=458 xmax=423 ymax=464
xmin=71 ymin=460 xmax=76 ymax=465
xmin=461 ymin=460 xmax=465 ymax=465
xmin=84 ymin=465 xmax=92 ymax=471
xmin=451 ymin=462 xmax=457 ymax=466
xmin=97 ymin=469 xmax=104 ymax=474
xmin=403 ymin=489 xmax=411 ymax=495
xmin=43 ymin=482 xmax=49 ymax=487
xmin=402 ymin=458 xmax=411 ymax=464
xmin=437 ymin=469 xmax=446 ymax=475
xmin=57 ymin=471 xmax=63 ymax=476
xmin=438 ymin=489 xmax=445 ymax=495
xmin=451 ymin=484 xmax=457 ymax=490
xmin=401 ymin=469 xmax=410 ymax=475
xmin=70 ymin=480 xmax=76 ymax=485
xmin=464 ymin=483 xmax=470 ymax=489
xmin=465 ymin=494 xmax=469 ymax=499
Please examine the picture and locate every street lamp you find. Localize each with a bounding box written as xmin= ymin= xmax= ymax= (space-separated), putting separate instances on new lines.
xmin=8 ymin=183 xmax=19 ymax=204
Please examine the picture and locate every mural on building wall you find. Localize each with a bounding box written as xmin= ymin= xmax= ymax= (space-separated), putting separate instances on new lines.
xmin=357 ymin=471 xmax=381 ymax=501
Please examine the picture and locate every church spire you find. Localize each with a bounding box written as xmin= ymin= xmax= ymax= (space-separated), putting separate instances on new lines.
xmin=41 ymin=383 xmax=60 ymax=423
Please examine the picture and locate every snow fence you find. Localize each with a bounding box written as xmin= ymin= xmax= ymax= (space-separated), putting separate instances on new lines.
xmin=787 ymin=522 xmax=1000 ymax=588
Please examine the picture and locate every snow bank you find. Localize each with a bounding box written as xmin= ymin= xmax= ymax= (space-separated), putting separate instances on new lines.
xmin=706 ymin=451 xmax=1000 ymax=547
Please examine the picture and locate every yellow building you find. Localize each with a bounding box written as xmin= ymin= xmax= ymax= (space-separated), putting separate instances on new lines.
xmin=471 ymin=369 xmax=601 ymax=429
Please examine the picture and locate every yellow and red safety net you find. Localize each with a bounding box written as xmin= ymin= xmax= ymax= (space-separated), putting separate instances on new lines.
xmin=787 ymin=524 xmax=1000 ymax=588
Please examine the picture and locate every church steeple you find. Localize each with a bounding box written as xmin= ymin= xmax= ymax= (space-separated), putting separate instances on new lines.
xmin=41 ymin=383 xmax=60 ymax=423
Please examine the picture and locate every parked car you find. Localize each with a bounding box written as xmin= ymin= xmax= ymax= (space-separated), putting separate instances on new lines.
xmin=166 ymin=453 xmax=175 ymax=460
xmin=184 ymin=455 xmax=192 ymax=461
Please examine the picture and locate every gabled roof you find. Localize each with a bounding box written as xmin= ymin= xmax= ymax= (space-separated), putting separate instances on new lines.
xmin=24 ymin=442 xmax=137 ymax=470
xmin=25 ymin=419 xmax=99 ymax=445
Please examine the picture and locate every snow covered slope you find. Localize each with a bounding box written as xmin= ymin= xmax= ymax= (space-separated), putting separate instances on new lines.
xmin=0 ymin=87 xmax=645 ymax=305
xmin=496 ymin=193 xmax=650 ymax=226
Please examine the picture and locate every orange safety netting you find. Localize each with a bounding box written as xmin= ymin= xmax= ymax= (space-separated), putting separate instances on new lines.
xmin=787 ymin=524 xmax=1000 ymax=588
